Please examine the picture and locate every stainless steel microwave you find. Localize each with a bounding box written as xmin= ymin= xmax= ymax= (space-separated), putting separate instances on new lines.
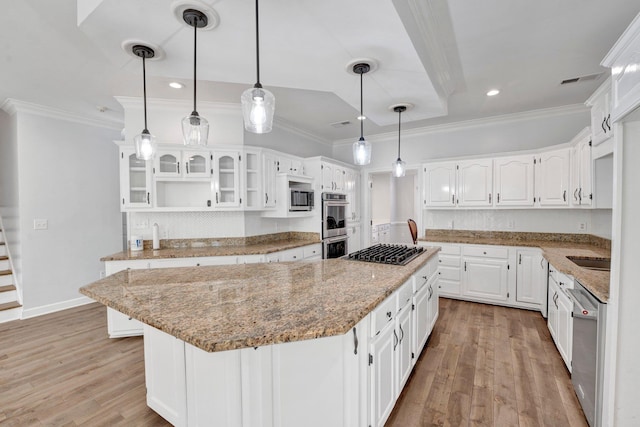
xmin=289 ymin=189 xmax=314 ymax=211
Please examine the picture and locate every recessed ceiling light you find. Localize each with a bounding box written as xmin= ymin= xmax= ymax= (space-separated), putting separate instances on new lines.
xmin=487 ymin=89 xmax=500 ymax=97
xmin=357 ymin=115 xmax=366 ymax=121
xmin=169 ymin=82 xmax=184 ymax=89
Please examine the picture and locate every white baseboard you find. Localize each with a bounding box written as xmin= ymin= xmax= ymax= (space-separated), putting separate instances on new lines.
xmin=21 ymin=296 xmax=95 ymax=319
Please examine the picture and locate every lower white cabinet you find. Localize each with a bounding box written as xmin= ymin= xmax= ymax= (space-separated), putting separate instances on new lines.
xmin=397 ymin=299 xmax=413 ymax=391
xmin=547 ymin=264 xmax=573 ymax=372
xmin=515 ymin=249 xmax=548 ymax=315
xmin=370 ymin=320 xmax=397 ymax=427
xmin=462 ymin=246 xmax=509 ymax=303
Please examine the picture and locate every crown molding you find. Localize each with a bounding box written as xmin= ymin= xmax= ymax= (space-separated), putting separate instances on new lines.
xmin=0 ymin=98 xmax=123 ymax=130
xmin=333 ymin=104 xmax=589 ymax=146
xmin=114 ymin=96 xmax=241 ymax=112
xmin=272 ymin=117 xmax=332 ymax=147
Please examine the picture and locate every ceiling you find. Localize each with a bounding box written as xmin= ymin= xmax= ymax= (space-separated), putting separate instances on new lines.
xmin=1 ymin=0 xmax=638 ymax=142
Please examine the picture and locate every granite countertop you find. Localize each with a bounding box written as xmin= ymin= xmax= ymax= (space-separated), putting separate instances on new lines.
xmin=102 ymin=232 xmax=321 ymax=261
xmin=82 ymin=248 xmax=440 ymax=353
xmin=419 ymin=229 xmax=610 ymax=303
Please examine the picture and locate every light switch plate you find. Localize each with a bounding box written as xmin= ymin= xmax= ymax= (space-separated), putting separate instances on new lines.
xmin=33 ymin=219 xmax=48 ymax=230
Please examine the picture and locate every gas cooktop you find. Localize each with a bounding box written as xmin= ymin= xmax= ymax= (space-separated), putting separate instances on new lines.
xmin=346 ymin=244 xmax=425 ymax=266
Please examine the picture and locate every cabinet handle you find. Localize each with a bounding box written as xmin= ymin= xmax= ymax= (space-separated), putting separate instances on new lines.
xmin=497 ymin=193 xmax=500 ymax=204
xmin=386 ymin=311 xmax=392 ymax=320
xmin=578 ymin=188 xmax=582 ymax=202
xmin=353 ymin=327 xmax=358 ymax=355
xmin=602 ymin=117 xmax=607 ymax=132
xmin=489 ymin=193 xmax=492 ymax=204
xmin=393 ymin=329 xmax=398 ymax=351
xmin=147 ymin=192 xmax=150 ymax=204
xmin=574 ymin=188 xmax=579 ymax=201
xmin=216 ymin=193 xmax=219 ymax=204
xmin=177 ymin=162 xmax=180 ymax=174
xmin=464 ymin=261 xmax=467 ymax=271
xmin=452 ymin=194 xmax=455 ymax=205
xmin=186 ymin=162 xmax=189 ymax=174
xmin=428 ymin=285 xmax=433 ymax=300
xmin=519 ymin=254 xmax=522 ymax=264
xmin=563 ymin=190 xmax=567 ymax=202
xmin=399 ymin=324 xmax=404 ymax=343
xmin=606 ymin=114 xmax=611 ymax=131
xmin=265 ymin=193 xmax=268 ymax=204
xmin=540 ymin=257 xmax=544 ymax=269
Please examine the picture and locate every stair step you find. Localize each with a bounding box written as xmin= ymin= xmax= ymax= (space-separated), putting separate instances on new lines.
xmin=0 ymin=301 xmax=21 ymax=311
xmin=0 ymin=284 xmax=16 ymax=292
xmin=0 ymin=269 xmax=12 ymax=276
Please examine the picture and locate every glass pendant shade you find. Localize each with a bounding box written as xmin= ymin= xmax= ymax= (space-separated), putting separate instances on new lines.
xmin=134 ymin=129 xmax=157 ymax=161
xmin=392 ymin=158 xmax=406 ymax=178
xmin=352 ymin=137 xmax=372 ymax=166
xmin=182 ymin=111 xmax=209 ymax=146
xmin=242 ymin=86 xmax=275 ymax=133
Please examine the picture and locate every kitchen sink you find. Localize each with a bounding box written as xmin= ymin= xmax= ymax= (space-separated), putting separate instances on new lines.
xmin=566 ymin=256 xmax=611 ymax=272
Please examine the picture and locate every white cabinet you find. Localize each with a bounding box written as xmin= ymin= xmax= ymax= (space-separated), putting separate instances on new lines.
xmin=515 ymin=249 xmax=546 ymax=310
xmin=463 ymin=256 xmax=509 ymax=303
xmin=243 ymin=149 xmax=262 ymax=210
xmin=457 ymin=159 xmax=493 ymax=207
xmin=434 ymin=244 xmax=462 ymax=297
xmin=213 ymin=150 xmax=241 ymax=208
xmin=535 ymin=148 xmax=570 ymax=206
xmin=586 ymin=79 xmax=614 ymax=145
xmin=494 ymin=155 xmax=535 ymax=206
xmin=277 ymin=154 xmax=304 ymax=175
xmin=119 ymin=147 xmax=153 ymax=210
xmin=321 ymin=162 xmax=346 ymax=193
xmin=396 ymin=303 xmax=413 ymax=391
xmin=155 ymin=149 xmax=211 ymax=179
xmin=413 ymin=276 xmax=431 ymax=355
xmin=302 ymin=243 xmax=322 ymax=260
xmin=347 ymin=224 xmax=361 ymax=254
xmin=369 ymin=313 xmax=397 ymax=427
xmin=547 ymin=264 xmax=573 ymax=372
xmin=426 ymin=275 xmax=439 ymax=334
xmin=423 ymin=161 xmax=457 ymax=207
xmin=262 ymin=151 xmax=278 ymax=208
xmin=570 ymin=130 xmax=593 ymax=207
xmin=345 ymin=169 xmax=361 ymax=222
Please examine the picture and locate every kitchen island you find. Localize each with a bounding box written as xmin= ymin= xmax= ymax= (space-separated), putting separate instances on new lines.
xmin=80 ymin=247 xmax=440 ymax=427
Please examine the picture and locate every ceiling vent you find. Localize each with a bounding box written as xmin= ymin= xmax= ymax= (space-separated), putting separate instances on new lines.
xmin=330 ymin=120 xmax=352 ymax=128
xmin=560 ymin=73 xmax=604 ymax=85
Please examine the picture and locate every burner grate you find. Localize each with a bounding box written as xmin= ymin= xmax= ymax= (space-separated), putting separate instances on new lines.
xmin=347 ymin=244 xmax=424 ymax=266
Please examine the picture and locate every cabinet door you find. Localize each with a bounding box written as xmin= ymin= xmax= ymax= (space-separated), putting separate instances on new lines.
xmin=413 ymin=279 xmax=431 ymax=354
xmin=347 ymin=225 xmax=361 ymax=253
xmin=183 ymin=151 xmax=211 ymax=178
xmin=334 ymin=166 xmax=345 ymax=192
xmin=516 ymin=250 xmax=544 ymax=306
xmin=536 ymin=148 xmax=570 ymax=206
xmin=423 ymin=162 xmax=457 ymax=207
xmin=547 ymin=279 xmax=559 ymax=342
xmin=427 ymin=277 xmax=439 ymax=333
xmin=590 ymin=89 xmax=611 ymax=145
xmin=213 ymin=151 xmax=241 ymax=207
xmin=457 ymin=159 xmax=493 ymax=207
xmin=397 ymin=305 xmax=413 ymax=390
xmin=289 ymin=158 xmax=303 ymax=175
xmin=370 ymin=323 xmax=396 ymax=427
xmin=494 ymin=155 xmax=534 ymax=206
xmin=579 ymin=139 xmax=592 ymax=206
xmin=262 ymin=152 xmax=277 ymax=208
xmin=322 ymin=163 xmax=334 ymax=192
xmin=557 ymin=291 xmax=573 ymax=372
xmin=155 ymin=150 xmax=182 ymax=178
xmin=570 ymin=145 xmax=582 ymax=206
xmin=243 ymin=150 xmax=261 ymax=210
xmin=120 ymin=149 xmax=152 ymax=209
xmin=463 ymin=257 xmax=509 ymax=302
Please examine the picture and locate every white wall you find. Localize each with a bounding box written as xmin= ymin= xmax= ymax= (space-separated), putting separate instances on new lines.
xmin=244 ymin=123 xmax=333 ymax=158
xmin=14 ymin=112 xmax=122 ymax=314
xmin=371 ymin=173 xmax=391 ymax=223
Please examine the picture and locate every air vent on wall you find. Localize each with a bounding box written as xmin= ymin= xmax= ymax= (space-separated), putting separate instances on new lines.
xmin=560 ymin=72 xmax=604 ymax=85
xmin=330 ymin=120 xmax=352 ymax=128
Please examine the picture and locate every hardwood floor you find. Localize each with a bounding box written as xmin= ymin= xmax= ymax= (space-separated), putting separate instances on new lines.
xmin=0 ymin=300 xmax=587 ymax=426
xmin=387 ymin=298 xmax=588 ymax=427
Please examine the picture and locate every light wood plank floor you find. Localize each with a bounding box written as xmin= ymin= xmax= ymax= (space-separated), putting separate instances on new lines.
xmin=387 ymin=298 xmax=588 ymax=427
xmin=0 ymin=300 xmax=587 ymax=426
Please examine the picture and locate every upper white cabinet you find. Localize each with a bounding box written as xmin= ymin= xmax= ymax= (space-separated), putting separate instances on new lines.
xmin=423 ymin=161 xmax=457 ymax=207
xmin=570 ymin=129 xmax=593 ymax=207
xmin=320 ymin=162 xmax=346 ymax=193
xmin=277 ymin=154 xmax=304 ymax=175
xmin=243 ymin=149 xmax=261 ymax=210
xmin=494 ymin=155 xmax=535 ymax=206
xmin=602 ymin=14 xmax=640 ymax=123
xmin=120 ymin=147 xmax=153 ymax=210
xmin=586 ymin=79 xmax=614 ymax=145
xmin=457 ymin=159 xmax=493 ymax=207
xmin=155 ymin=149 xmax=211 ymax=180
xmin=345 ymin=169 xmax=361 ymax=222
xmin=262 ymin=151 xmax=278 ymax=208
xmin=213 ymin=150 xmax=241 ymax=208
xmin=535 ymin=148 xmax=570 ymax=206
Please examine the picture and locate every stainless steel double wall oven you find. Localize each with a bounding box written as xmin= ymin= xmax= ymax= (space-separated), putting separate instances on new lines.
xmin=322 ymin=193 xmax=348 ymax=259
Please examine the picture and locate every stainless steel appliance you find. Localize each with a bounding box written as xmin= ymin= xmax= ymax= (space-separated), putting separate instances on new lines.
xmin=289 ymin=189 xmax=314 ymax=211
xmin=346 ymin=244 xmax=424 ymax=266
xmin=567 ymin=281 xmax=607 ymax=427
xmin=323 ymin=235 xmax=348 ymax=259
xmin=322 ymin=192 xmax=348 ymax=238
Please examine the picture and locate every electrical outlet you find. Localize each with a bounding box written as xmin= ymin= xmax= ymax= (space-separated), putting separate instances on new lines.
xmin=446 ymin=220 xmax=454 ymax=230
xmin=33 ymin=219 xmax=48 ymax=230
xmin=578 ymin=222 xmax=587 ymax=231
xmin=507 ymin=220 xmax=515 ymax=230
xmin=134 ymin=219 xmax=149 ymax=230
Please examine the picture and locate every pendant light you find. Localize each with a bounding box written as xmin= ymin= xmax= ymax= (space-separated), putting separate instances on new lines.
xmin=182 ymin=9 xmax=209 ymax=146
xmin=132 ymin=45 xmax=157 ymax=161
xmin=241 ymin=0 xmax=275 ymax=134
xmin=352 ymin=63 xmax=372 ymax=166
xmin=392 ymin=105 xmax=407 ymax=178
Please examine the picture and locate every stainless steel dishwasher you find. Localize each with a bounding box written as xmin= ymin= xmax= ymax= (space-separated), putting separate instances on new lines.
xmin=567 ymin=281 xmax=607 ymax=427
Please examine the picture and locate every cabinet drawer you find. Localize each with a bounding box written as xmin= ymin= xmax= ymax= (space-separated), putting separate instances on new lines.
xmin=438 ymin=280 xmax=461 ymax=296
xmin=438 ymin=265 xmax=460 ymax=281
xmin=397 ymin=279 xmax=413 ymax=312
xmin=279 ymin=247 xmax=304 ymax=262
xmin=433 ymin=244 xmax=461 ymax=255
xmin=462 ymin=245 xmax=509 ymax=259
xmin=438 ymin=254 xmax=460 ymax=267
xmin=370 ymin=293 xmax=397 ymax=337
xmin=302 ymin=244 xmax=322 ymax=259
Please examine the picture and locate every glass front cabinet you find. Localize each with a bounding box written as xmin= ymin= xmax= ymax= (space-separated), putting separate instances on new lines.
xmin=213 ymin=150 xmax=241 ymax=208
xmin=120 ymin=147 xmax=153 ymax=210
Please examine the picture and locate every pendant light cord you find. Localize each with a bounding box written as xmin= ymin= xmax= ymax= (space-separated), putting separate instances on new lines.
xmin=255 ymin=0 xmax=261 ymax=86
xmin=359 ymin=71 xmax=364 ymax=139
xmin=142 ymin=52 xmax=148 ymax=131
xmin=193 ymin=21 xmax=197 ymax=113
xmin=397 ymin=108 xmax=402 ymax=159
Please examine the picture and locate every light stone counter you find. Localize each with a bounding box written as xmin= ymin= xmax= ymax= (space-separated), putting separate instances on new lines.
xmin=81 ymin=247 xmax=440 ymax=352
